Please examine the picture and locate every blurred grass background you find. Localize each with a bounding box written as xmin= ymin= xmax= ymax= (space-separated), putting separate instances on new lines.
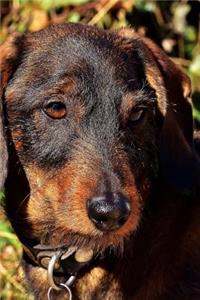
xmin=0 ymin=0 xmax=200 ymax=299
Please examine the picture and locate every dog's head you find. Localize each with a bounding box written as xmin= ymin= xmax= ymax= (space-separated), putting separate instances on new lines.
xmin=0 ymin=24 xmax=194 ymax=252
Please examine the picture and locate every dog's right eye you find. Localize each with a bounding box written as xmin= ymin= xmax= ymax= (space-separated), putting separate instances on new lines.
xmin=43 ymin=101 xmax=67 ymax=119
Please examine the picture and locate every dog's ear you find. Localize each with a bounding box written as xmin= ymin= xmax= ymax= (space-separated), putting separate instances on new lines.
xmin=0 ymin=97 xmax=7 ymax=191
xmin=118 ymin=29 xmax=194 ymax=194
xmin=0 ymin=34 xmax=23 ymax=190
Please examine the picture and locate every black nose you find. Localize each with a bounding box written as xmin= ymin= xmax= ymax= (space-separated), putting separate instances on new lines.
xmin=87 ymin=192 xmax=131 ymax=231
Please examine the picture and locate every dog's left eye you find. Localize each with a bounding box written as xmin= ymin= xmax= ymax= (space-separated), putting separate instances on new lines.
xmin=128 ymin=108 xmax=145 ymax=124
xmin=43 ymin=101 xmax=67 ymax=119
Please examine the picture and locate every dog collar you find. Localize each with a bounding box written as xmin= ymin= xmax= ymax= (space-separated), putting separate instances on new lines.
xmin=21 ymin=238 xmax=94 ymax=299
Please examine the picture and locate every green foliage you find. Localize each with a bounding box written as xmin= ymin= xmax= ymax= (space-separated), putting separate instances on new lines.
xmin=0 ymin=220 xmax=19 ymax=250
xmin=0 ymin=191 xmax=5 ymax=202
xmin=68 ymin=11 xmax=81 ymax=23
xmin=34 ymin=0 xmax=90 ymax=10
xmin=190 ymin=55 xmax=200 ymax=77
xmin=193 ymin=107 xmax=200 ymax=123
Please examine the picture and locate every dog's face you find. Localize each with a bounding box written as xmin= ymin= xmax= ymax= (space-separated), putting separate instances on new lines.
xmin=0 ymin=24 xmax=193 ymax=253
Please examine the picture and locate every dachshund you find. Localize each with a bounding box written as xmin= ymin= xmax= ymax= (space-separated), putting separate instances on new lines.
xmin=0 ymin=23 xmax=200 ymax=300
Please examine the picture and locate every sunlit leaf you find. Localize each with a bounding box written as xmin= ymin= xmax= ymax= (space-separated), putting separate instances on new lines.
xmin=0 ymin=219 xmax=19 ymax=249
xmin=28 ymin=9 xmax=48 ymax=31
xmin=172 ymin=3 xmax=191 ymax=34
xmin=193 ymin=107 xmax=200 ymax=122
xmin=0 ymin=191 xmax=5 ymax=203
xmin=190 ymin=55 xmax=200 ymax=77
xmin=184 ymin=26 xmax=197 ymax=43
xmin=17 ymin=22 xmax=27 ymax=33
xmin=34 ymin=0 xmax=90 ymax=11
xmin=67 ymin=12 xmax=80 ymax=23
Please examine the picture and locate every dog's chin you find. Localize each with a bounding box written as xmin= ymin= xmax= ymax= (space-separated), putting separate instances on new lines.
xmin=40 ymin=228 xmax=134 ymax=257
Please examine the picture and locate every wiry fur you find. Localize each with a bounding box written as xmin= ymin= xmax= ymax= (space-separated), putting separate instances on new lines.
xmin=0 ymin=24 xmax=200 ymax=300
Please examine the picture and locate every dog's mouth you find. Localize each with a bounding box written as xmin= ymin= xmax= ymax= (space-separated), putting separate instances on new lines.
xmin=22 ymin=230 xmax=126 ymax=265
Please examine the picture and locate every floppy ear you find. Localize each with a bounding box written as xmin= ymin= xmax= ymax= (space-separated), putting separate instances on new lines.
xmin=118 ymin=29 xmax=194 ymax=194
xmin=0 ymin=34 xmax=23 ymax=190
xmin=0 ymin=96 xmax=7 ymax=190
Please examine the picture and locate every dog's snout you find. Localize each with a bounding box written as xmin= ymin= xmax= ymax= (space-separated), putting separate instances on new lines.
xmin=87 ymin=192 xmax=131 ymax=231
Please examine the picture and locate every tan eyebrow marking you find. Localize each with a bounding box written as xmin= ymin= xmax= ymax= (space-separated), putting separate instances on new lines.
xmin=120 ymin=93 xmax=135 ymax=122
xmin=60 ymin=79 xmax=77 ymax=95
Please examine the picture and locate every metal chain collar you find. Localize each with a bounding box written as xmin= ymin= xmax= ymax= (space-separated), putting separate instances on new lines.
xmin=47 ymin=249 xmax=76 ymax=300
xmin=22 ymin=239 xmax=94 ymax=299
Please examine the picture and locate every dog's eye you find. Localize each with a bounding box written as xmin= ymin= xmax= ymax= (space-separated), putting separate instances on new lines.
xmin=128 ymin=108 xmax=145 ymax=125
xmin=44 ymin=101 xmax=67 ymax=119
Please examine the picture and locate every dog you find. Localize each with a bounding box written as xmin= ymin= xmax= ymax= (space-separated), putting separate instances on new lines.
xmin=0 ymin=23 xmax=200 ymax=300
